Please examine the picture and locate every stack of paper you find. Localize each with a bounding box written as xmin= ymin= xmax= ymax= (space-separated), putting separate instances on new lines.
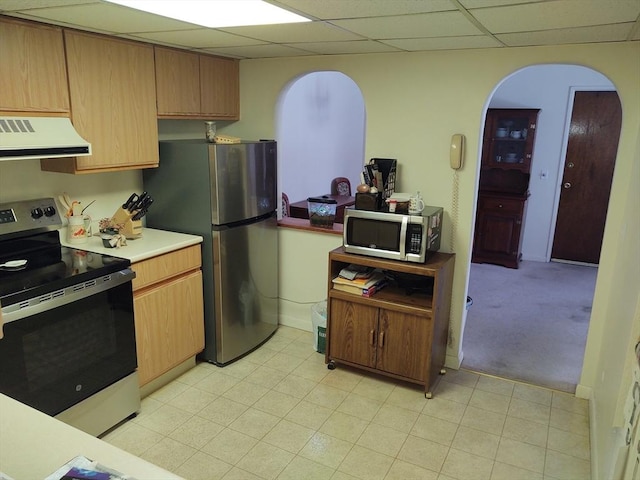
xmin=332 ymin=270 xmax=387 ymax=297
xmin=338 ymin=264 xmax=375 ymax=281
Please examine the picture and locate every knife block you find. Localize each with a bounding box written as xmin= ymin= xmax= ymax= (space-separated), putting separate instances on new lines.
xmin=110 ymin=207 xmax=142 ymax=239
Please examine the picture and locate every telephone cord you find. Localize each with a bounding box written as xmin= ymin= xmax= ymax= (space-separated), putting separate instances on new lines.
xmin=450 ymin=170 xmax=460 ymax=253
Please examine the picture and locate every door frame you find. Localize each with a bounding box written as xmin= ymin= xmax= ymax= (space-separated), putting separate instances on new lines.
xmin=546 ymin=85 xmax=617 ymax=262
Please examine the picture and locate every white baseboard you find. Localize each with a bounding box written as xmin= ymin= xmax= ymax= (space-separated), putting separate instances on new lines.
xmin=575 ymin=383 xmax=592 ymax=400
xmin=278 ymin=299 xmax=314 ymax=332
xmin=581 ymin=385 xmax=597 ymax=480
xmin=279 ymin=315 xmax=312 ymax=331
xmin=521 ymin=253 xmax=548 ymax=262
xmin=446 ymin=352 xmax=463 ymax=370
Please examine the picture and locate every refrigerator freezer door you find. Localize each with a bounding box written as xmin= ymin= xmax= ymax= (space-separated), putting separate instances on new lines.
xmin=210 ymin=142 xmax=277 ymax=225
xmin=210 ymin=214 xmax=278 ymax=364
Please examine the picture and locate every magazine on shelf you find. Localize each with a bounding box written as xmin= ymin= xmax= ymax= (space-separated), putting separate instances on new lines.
xmin=333 ymin=278 xmax=388 ymax=297
xmin=338 ymin=264 xmax=375 ymax=281
xmin=45 ymin=456 xmax=136 ymax=480
xmin=332 ymin=269 xmax=388 ymax=296
xmin=332 ymin=270 xmax=385 ymax=289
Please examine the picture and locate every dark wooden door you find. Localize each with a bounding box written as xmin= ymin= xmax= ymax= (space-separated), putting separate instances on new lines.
xmin=551 ymin=91 xmax=621 ymax=264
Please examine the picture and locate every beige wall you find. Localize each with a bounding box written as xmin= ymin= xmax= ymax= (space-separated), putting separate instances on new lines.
xmin=229 ymin=42 xmax=639 ymax=479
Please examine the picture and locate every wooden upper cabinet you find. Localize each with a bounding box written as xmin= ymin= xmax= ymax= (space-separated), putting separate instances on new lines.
xmin=0 ymin=17 xmax=70 ymax=114
xmin=42 ymin=30 xmax=158 ymax=174
xmin=200 ymin=55 xmax=239 ymax=119
xmin=155 ymin=46 xmax=239 ymax=120
xmin=154 ymin=47 xmax=200 ymax=116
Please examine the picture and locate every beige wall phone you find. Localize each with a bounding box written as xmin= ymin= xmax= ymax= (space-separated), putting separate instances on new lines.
xmin=450 ymin=133 xmax=465 ymax=170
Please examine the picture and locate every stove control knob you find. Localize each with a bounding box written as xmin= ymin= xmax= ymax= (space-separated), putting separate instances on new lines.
xmin=31 ymin=207 xmax=44 ymax=219
xmin=44 ymin=206 xmax=56 ymax=217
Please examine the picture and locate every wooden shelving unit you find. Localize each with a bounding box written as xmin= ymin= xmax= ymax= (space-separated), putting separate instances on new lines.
xmin=325 ymin=247 xmax=455 ymax=398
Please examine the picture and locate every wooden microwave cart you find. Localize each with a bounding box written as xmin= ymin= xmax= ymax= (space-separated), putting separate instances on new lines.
xmin=325 ymin=247 xmax=455 ymax=398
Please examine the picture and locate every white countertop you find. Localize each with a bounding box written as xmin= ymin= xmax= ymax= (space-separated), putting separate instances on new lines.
xmin=59 ymin=227 xmax=203 ymax=263
xmin=0 ymin=394 xmax=184 ymax=480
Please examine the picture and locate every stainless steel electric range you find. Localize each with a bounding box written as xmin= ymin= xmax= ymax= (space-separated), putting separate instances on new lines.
xmin=0 ymin=197 xmax=140 ymax=437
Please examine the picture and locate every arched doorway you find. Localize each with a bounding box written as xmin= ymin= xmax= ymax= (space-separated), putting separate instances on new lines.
xmin=276 ymin=71 xmax=365 ymax=216
xmin=462 ymin=65 xmax=621 ymax=393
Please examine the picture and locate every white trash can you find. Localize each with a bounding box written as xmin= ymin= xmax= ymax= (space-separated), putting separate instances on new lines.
xmin=311 ymin=301 xmax=327 ymax=353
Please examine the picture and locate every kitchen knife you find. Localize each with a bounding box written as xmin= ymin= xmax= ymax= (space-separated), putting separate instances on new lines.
xmin=123 ymin=193 xmax=138 ymax=211
xmin=131 ymin=208 xmax=146 ymax=221
xmin=130 ymin=192 xmax=148 ymax=211
xmin=138 ymin=196 xmax=153 ymax=211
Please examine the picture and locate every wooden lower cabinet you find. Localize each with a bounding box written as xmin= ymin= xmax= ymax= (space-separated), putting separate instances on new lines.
xmin=329 ymin=299 xmax=431 ymax=382
xmin=472 ymin=193 xmax=527 ymax=269
xmin=131 ymin=245 xmax=205 ymax=386
xmin=326 ymin=247 xmax=454 ymax=397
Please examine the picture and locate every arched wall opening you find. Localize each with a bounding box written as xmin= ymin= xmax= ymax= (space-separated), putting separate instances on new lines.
xmin=461 ymin=63 xmax=620 ymax=392
xmin=275 ymin=71 xmax=366 ymax=216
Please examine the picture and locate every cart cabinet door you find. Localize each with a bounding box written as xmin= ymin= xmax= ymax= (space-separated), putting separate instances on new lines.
xmin=377 ymin=310 xmax=431 ymax=382
xmin=329 ymin=298 xmax=378 ymax=369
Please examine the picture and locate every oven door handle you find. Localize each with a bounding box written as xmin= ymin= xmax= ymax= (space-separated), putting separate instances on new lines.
xmin=1 ymin=268 xmax=136 ymax=324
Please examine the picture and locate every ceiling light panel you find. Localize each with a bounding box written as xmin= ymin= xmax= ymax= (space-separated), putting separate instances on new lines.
xmin=104 ymin=0 xmax=310 ymax=28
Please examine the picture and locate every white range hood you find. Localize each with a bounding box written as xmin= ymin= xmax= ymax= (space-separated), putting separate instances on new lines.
xmin=0 ymin=117 xmax=91 ymax=161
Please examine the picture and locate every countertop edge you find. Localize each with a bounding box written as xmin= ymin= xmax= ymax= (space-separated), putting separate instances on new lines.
xmin=59 ymin=227 xmax=203 ymax=263
xmin=0 ymin=394 xmax=184 ymax=480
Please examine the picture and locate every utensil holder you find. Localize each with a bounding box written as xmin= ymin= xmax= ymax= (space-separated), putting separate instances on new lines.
xmin=110 ymin=207 xmax=142 ymax=239
xmin=120 ymin=219 xmax=142 ymax=239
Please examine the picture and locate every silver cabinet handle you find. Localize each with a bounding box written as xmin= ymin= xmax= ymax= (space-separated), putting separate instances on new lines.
xmin=563 ymin=182 xmax=572 ymax=189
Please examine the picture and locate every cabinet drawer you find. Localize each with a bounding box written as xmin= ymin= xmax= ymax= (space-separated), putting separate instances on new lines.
xmin=132 ymin=245 xmax=201 ymax=291
xmin=480 ymin=196 xmax=523 ymax=214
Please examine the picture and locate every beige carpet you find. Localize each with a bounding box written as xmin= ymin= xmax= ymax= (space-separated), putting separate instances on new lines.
xmin=461 ymin=260 xmax=598 ymax=393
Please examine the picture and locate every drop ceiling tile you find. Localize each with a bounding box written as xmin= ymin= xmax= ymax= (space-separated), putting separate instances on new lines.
xmin=285 ymin=40 xmax=401 ymax=55
xmin=10 ymin=3 xmax=198 ymax=34
xmin=274 ymin=0 xmax=455 ymax=19
xmin=458 ymin=0 xmax=536 ymax=7
xmin=0 ymin=0 xmax=96 ymax=10
xmin=331 ymin=11 xmax=483 ymax=39
xmin=470 ymin=0 xmax=640 ymax=34
xmin=219 ymin=20 xmax=362 ymax=43
xmin=497 ymin=23 xmax=638 ymax=46
xmin=131 ymin=29 xmax=263 ymax=49
xmin=202 ymin=43 xmax=316 ymax=59
xmin=383 ymin=35 xmax=502 ymax=51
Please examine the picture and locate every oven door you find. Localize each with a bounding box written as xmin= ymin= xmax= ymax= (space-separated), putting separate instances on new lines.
xmin=0 ymin=269 xmax=136 ymax=417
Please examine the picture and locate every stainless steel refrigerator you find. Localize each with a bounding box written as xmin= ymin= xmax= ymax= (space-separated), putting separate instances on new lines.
xmin=143 ymin=139 xmax=278 ymax=365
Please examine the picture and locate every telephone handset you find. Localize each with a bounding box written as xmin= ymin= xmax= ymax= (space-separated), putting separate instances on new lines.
xmin=450 ymin=134 xmax=465 ymax=170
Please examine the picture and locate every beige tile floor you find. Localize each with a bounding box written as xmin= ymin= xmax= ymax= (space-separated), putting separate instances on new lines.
xmin=103 ymin=326 xmax=591 ymax=480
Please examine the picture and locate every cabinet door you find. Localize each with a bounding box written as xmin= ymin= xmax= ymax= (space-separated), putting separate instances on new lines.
xmin=482 ymin=109 xmax=539 ymax=171
xmin=200 ymin=55 xmax=239 ymax=119
xmin=155 ymin=47 xmax=201 ymax=116
xmin=0 ymin=18 xmax=70 ymax=114
xmin=329 ymin=298 xmax=378 ymax=369
xmin=134 ymin=271 xmax=204 ymax=386
xmin=475 ymin=205 xmax=522 ymax=259
xmin=46 ymin=31 xmax=158 ymax=173
xmin=377 ymin=309 xmax=430 ymax=381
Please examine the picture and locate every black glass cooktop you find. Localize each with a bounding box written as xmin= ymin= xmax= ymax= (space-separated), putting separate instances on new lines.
xmin=0 ymin=230 xmax=130 ymax=307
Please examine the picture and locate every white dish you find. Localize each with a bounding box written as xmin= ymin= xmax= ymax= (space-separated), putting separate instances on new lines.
xmin=0 ymin=259 xmax=27 ymax=268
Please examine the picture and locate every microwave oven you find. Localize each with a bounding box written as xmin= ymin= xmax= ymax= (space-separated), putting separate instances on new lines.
xmin=343 ymin=206 xmax=443 ymax=263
